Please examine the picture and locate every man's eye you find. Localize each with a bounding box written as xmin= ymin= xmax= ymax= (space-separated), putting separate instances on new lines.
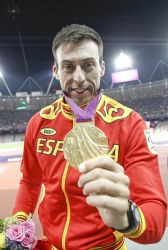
xmin=63 ymin=64 xmax=74 ymax=71
xmin=83 ymin=62 xmax=94 ymax=71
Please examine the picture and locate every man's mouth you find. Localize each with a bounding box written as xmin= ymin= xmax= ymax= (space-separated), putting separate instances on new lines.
xmin=71 ymin=88 xmax=88 ymax=94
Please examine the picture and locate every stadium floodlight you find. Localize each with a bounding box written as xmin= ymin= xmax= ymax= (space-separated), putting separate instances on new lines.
xmin=0 ymin=71 xmax=3 ymax=78
xmin=0 ymin=70 xmax=13 ymax=96
xmin=114 ymin=52 xmax=132 ymax=70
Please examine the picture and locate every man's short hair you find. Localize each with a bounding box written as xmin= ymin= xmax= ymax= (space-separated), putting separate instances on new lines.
xmin=52 ymin=24 xmax=103 ymax=64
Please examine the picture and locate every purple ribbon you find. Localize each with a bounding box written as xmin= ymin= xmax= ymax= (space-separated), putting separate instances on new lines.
xmin=65 ymin=93 xmax=100 ymax=122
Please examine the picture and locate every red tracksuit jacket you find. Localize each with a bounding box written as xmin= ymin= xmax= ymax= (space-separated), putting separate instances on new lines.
xmin=13 ymin=95 xmax=167 ymax=250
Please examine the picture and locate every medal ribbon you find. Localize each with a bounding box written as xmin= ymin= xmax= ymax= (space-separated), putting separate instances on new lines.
xmin=65 ymin=93 xmax=100 ymax=122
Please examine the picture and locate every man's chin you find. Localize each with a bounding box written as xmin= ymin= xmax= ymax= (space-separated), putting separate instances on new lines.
xmin=73 ymin=96 xmax=94 ymax=107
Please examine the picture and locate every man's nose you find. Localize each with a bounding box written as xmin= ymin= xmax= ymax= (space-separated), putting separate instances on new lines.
xmin=73 ymin=67 xmax=85 ymax=83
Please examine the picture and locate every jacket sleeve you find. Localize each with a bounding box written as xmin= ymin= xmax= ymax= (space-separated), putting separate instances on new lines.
xmin=13 ymin=116 xmax=42 ymax=220
xmin=123 ymin=112 xmax=167 ymax=243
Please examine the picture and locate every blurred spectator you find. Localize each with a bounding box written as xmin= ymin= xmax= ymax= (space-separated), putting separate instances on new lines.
xmin=0 ymin=80 xmax=168 ymax=140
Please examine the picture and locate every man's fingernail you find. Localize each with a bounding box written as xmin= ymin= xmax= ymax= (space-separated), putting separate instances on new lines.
xmin=78 ymin=180 xmax=82 ymax=187
xmin=78 ymin=163 xmax=86 ymax=173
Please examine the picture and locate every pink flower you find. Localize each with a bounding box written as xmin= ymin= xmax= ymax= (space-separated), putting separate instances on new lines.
xmin=21 ymin=220 xmax=36 ymax=233
xmin=21 ymin=231 xmax=37 ymax=249
xmin=6 ymin=224 xmax=25 ymax=242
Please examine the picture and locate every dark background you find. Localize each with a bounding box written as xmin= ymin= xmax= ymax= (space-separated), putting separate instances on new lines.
xmin=0 ymin=0 xmax=168 ymax=94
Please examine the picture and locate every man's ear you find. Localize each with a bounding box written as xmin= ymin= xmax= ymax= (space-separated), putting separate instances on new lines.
xmin=53 ymin=64 xmax=59 ymax=80
xmin=100 ymin=61 xmax=105 ymax=77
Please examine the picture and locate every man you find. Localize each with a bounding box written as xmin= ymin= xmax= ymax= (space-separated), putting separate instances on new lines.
xmin=13 ymin=24 xmax=167 ymax=250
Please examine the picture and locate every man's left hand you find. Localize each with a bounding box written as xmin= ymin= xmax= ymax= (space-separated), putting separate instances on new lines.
xmin=78 ymin=155 xmax=130 ymax=231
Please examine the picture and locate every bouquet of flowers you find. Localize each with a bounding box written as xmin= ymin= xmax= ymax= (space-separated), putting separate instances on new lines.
xmin=0 ymin=216 xmax=37 ymax=250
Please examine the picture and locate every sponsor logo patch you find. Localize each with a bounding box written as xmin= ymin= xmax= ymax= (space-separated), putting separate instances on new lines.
xmin=40 ymin=128 xmax=56 ymax=136
xmin=144 ymin=129 xmax=157 ymax=155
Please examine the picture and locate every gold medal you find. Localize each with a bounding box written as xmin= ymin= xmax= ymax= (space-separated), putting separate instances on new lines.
xmin=63 ymin=122 xmax=109 ymax=168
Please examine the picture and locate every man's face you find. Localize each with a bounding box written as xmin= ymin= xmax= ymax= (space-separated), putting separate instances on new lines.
xmin=53 ymin=40 xmax=105 ymax=106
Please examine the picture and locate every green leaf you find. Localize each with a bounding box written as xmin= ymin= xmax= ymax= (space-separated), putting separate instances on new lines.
xmin=0 ymin=219 xmax=4 ymax=233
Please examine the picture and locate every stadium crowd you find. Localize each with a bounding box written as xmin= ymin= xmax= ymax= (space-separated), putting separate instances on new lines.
xmin=0 ymin=80 xmax=168 ymax=142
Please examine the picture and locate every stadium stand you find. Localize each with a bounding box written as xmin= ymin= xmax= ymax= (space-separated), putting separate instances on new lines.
xmin=0 ymin=80 xmax=168 ymax=142
xmin=103 ymin=79 xmax=168 ymax=121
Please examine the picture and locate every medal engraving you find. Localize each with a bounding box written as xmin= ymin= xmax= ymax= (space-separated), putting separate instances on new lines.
xmin=63 ymin=122 xmax=109 ymax=168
